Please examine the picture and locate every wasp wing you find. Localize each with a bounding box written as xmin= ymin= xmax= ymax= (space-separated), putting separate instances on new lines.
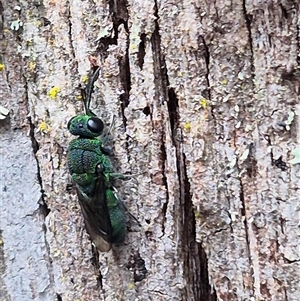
xmin=75 ymin=171 xmax=112 ymax=252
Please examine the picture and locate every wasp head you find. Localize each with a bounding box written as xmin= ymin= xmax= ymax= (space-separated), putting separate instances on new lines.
xmin=68 ymin=114 xmax=104 ymax=138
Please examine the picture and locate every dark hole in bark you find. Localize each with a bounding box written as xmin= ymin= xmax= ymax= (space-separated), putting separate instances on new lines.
xmin=138 ymin=33 xmax=147 ymax=70
xmin=143 ymin=106 xmax=150 ymax=116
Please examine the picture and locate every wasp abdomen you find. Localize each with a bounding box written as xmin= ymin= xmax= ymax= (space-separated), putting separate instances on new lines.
xmin=106 ymin=189 xmax=126 ymax=244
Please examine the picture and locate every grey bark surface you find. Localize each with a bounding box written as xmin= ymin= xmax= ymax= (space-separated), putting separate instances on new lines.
xmin=0 ymin=1 xmax=299 ymax=301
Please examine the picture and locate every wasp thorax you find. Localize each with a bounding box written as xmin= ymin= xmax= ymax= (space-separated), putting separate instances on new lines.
xmin=68 ymin=114 xmax=104 ymax=137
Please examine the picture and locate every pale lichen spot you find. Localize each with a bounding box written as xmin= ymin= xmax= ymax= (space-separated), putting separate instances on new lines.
xmin=10 ymin=20 xmax=23 ymax=31
xmin=0 ymin=105 xmax=9 ymax=120
xmin=53 ymin=249 xmax=61 ymax=258
xmin=285 ymin=111 xmax=295 ymax=130
xmin=223 ymin=95 xmax=230 ymax=103
xmin=289 ymin=148 xmax=300 ymax=165
xmin=245 ymin=124 xmax=252 ymax=132
xmin=237 ymin=72 xmax=244 ymax=80
xmin=240 ymin=149 xmax=250 ymax=162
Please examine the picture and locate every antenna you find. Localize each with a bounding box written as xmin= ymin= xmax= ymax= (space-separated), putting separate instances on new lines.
xmin=82 ymin=66 xmax=101 ymax=116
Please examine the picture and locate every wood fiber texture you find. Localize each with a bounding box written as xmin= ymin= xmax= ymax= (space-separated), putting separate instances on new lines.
xmin=0 ymin=0 xmax=299 ymax=301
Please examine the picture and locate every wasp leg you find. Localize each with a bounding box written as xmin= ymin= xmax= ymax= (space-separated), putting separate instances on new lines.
xmin=101 ymin=145 xmax=114 ymax=156
xmin=109 ymin=172 xmax=143 ymax=180
xmin=101 ymin=115 xmax=116 ymax=146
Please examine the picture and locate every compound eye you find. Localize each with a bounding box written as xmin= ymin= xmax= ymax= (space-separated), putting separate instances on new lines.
xmin=96 ymin=163 xmax=105 ymax=174
xmin=67 ymin=116 xmax=76 ymax=130
xmin=87 ymin=117 xmax=104 ymax=134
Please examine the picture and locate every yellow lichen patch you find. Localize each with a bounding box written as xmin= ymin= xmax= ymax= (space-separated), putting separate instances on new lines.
xmin=48 ymin=38 xmax=55 ymax=46
xmin=183 ymin=122 xmax=191 ymax=132
xmin=0 ymin=63 xmax=5 ymax=71
xmin=128 ymin=283 xmax=135 ymax=290
xmin=29 ymin=61 xmax=36 ymax=70
xmin=221 ymin=78 xmax=228 ymax=85
xmin=77 ymin=94 xmax=82 ymax=100
xmin=38 ymin=121 xmax=51 ymax=133
xmin=81 ymin=75 xmax=89 ymax=83
xmin=25 ymin=39 xmax=33 ymax=46
xmin=130 ymin=43 xmax=138 ymax=51
xmin=48 ymin=86 xmax=61 ymax=99
xmin=199 ymin=98 xmax=208 ymax=108
xmin=53 ymin=249 xmax=61 ymax=257
xmin=194 ymin=211 xmax=200 ymax=219
xmin=177 ymin=71 xmax=183 ymax=77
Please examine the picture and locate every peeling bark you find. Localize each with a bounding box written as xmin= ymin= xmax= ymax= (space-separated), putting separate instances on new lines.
xmin=1 ymin=1 xmax=299 ymax=301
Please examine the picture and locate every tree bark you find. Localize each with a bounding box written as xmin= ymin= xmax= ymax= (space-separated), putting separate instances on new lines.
xmin=1 ymin=0 xmax=299 ymax=301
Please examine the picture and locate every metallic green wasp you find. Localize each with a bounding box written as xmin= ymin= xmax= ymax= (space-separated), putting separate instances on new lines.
xmin=67 ymin=67 xmax=126 ymax=252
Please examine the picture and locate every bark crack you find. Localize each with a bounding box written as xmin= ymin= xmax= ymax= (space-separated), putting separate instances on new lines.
xmin=233 ymin=127 xmax=256 ymax=294
xmin=160 ymin=139 xmax=169 ymax=236
xmin=138 ymin=33 xmax=146 ymax=70
xmin=202 ymin=37 xmax=211 ymax=102
xmin=56 ymin=293 xmax=62 ymax=301
xmin=150 ymin=1 xmax=216 ymax=299
xmin=91 ymin=245 xmax=102 ymax=288
xmin=27 ymin=101 xmax=50 ymax=218
xmin=238 ymin=177 xmax=255 ymax=291
xmin=182 ymin=150 xmax=217 ymax=301
xmin=26 ymin=82 xmax=54 ymax=292
xmin=126 ymin=251 xmax=148 ymax=282
xmin=151 ymin=0 xmax=170 ymax=236
xmin=108 ymin=0 xmax=131 ymax=162
xmin=242 ymin=0 xmax=255 ymax=74
xmin=66 ymin=2 xmax=76 ymax=60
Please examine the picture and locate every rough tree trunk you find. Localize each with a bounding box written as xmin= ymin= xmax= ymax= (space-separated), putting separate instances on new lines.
xmin=1 ymin=0 xmax=299 ymax=301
